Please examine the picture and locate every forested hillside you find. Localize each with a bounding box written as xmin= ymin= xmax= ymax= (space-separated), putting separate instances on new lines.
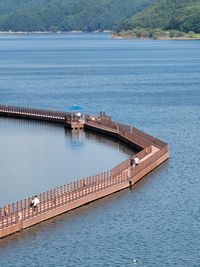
xmin=0 ymin=0 xmax=154 ymax=32
xmin=122 ymin=0 xmax=200 ymax=33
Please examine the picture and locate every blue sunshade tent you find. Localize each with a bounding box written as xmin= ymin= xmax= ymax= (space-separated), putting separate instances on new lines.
xmin=65 ymin=105 xmax=83 ymax=112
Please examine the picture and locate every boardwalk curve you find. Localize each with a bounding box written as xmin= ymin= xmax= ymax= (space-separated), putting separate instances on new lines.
xmin=0 ymin=105 xmax=169 ymax=238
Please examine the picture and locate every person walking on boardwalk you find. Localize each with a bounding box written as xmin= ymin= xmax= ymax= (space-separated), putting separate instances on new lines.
xmin=134 ymin=156 xmax=140 ymax=165
xmin=31 ymin=195 xmax=40 ymax=210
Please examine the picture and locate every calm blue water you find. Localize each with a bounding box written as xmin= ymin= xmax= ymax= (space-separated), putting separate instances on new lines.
xmin=0 ymin=33 xmax=200 ymax=267
xmin=0 ymin=117 xmax=133 ymax=206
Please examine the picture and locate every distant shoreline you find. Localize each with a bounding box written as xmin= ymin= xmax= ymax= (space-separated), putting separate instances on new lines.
xmin=0 ymin=31 xmax=82 ymax=35
xmin=113 ymin=35 xmax=200 ymax=41
xmin=0 ymin=30 xmax=200 ymax=40
xmin=0 ymin=30 xmax=112 ymax=35
xmin=113 ymin=30 xmax=200 ymax=41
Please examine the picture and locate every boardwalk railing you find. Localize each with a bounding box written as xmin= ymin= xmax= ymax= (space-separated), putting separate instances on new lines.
xmin=131 ymin=145 xmax=168 ymax=177
xmin=0 ymin=145 xmax=167 ymax=230
xmin=0 ymin=171 xmax=129 ymax=229
xmin=0 ymin=104 xmax=69 ymax=121
xmin=111 ymin=145 xmax=152 ymax=177
xmin=85 ymin=115 xmax=167 ymax=149
xmin=0 ymin=105 xmax=169 ymax=235
xmin=0 ymin=105 xmax=166 ymax=148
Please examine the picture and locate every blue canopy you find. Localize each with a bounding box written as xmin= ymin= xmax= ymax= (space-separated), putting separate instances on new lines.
xmin=65 ymin=105 xmax=83 ymax=112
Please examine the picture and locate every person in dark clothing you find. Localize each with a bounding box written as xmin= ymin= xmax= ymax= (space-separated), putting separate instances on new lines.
xmin=130 ymin=158 xmax=134 ymax=166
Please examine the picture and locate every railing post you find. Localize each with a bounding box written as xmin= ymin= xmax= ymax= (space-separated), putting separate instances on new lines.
xmin=47 ymin=191 xmax=49 ymax=211
xmin=23 ymin=199 xmax=27 ymax=220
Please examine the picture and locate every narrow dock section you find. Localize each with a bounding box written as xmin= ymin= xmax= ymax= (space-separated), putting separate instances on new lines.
xmin=0 ymin=105 xmax=169 ymax=239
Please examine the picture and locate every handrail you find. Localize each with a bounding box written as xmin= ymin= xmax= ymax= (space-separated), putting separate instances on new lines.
xmin=0 ymin=145 xmax=168 ymax=230
xmin=0 ymin=105 xmax=169 ymax=232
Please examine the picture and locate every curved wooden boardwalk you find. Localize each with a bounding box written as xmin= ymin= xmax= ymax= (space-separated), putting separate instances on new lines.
xmin=0 ymin=105 xmax=169 ymax=238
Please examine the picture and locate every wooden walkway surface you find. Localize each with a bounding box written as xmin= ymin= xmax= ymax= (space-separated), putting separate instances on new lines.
xmin=0 ymin=105 xmax=169 ymax=238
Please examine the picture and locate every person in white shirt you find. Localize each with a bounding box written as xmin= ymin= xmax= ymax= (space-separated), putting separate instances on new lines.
xmin=76 ymin=112 xmax=81 ymax=117
xmin=76 ymin=112 xmax=81 ymax=122
xmin=134 ymin=156 xmax=140 ymax=165
xmin=31 ymin=195 xmax=40 ymax=209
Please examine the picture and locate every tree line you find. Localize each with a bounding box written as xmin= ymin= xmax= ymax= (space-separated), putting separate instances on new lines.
xmin=0 ymin=0 xmax=199 ymax=35
xmin=121 ymin=0 xmax=200 ymax=34
xmin=0 ymin=0 xmax=153 ymax=32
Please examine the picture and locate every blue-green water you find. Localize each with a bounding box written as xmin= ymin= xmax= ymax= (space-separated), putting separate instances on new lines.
xmin=0 ymin=33 xmax=200 ymax=267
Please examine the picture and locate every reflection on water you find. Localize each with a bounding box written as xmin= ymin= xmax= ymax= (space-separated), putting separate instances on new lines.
xmin=66 ymin=129 xmax=86 ymax=150
xmin=0 ymin=117 xmax=133 ymax=206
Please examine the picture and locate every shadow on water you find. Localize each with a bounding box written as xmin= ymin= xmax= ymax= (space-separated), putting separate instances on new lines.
xmin=0 ymin=116 xmax=134 ymax=154
xmin=65 ymin=127 xmax=138 ymax=155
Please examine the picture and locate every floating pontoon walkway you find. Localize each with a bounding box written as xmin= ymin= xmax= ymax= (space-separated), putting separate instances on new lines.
xmin=0 ymin=104 xmax=169 ymax=238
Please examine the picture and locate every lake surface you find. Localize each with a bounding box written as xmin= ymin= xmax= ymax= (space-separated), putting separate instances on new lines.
xmin=0 ymin=117 xmax=133 ymax=206
xmin=0 ymin=33 xmax=200 ymax=267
